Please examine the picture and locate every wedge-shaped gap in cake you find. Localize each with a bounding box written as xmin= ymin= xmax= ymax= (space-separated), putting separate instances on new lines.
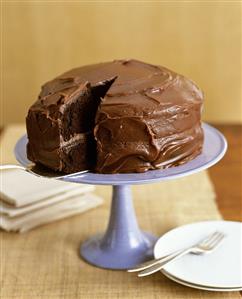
xmin=60 ymin=77 xmax=117 ymax=142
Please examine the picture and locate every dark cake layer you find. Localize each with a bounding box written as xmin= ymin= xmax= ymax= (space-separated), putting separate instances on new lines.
xmin=26 ymin=79 xmax=114 ymax=173
xmin=26 ymin=59 xmax=204 ymax=174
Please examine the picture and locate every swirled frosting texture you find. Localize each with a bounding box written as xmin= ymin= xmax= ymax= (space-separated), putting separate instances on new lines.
xmin=93 ymin=60 xmax=204 ymax=173
xmin=26 ymin=59 xmax=204 ymax=174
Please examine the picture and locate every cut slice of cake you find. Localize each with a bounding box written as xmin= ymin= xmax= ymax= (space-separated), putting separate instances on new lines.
xmin=26 ymin=78 xmax=115 ymax=173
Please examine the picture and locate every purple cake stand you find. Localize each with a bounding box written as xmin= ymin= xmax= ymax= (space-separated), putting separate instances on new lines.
xmin=14 ymin=123 xmax=227 ymax=270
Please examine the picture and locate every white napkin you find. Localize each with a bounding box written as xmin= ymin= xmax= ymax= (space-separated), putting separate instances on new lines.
xmin=0 ymin=193 xmax=102 ymax=233
xmin=1 ymin=169 xmax=94 ymax=207
xmin=0 ymin=170 xmax=103 ymax=232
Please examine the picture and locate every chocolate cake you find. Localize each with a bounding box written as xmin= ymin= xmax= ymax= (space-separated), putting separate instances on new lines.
xmin=26 ymin=59 xmax=204 ymax=174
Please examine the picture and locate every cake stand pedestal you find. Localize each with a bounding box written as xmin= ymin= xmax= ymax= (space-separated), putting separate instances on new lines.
xmin=81 ymin=185 xmax=156 ymax=269
xmin=14 ymin=123 xmax=227 ymax=270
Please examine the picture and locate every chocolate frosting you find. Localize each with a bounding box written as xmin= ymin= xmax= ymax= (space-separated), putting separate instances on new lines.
xmin=26 ymin=59 xmax=204 ymax=174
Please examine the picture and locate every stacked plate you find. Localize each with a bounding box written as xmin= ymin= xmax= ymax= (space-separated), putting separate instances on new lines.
xmin=154 ymin=221 xmax=242 ymax=291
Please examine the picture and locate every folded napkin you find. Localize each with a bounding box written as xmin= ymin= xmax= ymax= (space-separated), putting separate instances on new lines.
xmin=1 ymin=169 xmax=94 ymax=207
xmin=0 ymin=169 xmax=103 ymax=232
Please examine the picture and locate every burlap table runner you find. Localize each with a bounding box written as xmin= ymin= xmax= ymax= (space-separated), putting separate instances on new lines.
xmin=0 ymin=125 xmax=240 ymax=299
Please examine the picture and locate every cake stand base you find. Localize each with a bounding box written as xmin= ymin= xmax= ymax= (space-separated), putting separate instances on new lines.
xmin=80 ymin=185 xmax=157 ymax=269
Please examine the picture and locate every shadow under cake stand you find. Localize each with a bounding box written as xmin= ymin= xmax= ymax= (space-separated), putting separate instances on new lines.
xmin=14 ymin=123 xmax=227 ymax=270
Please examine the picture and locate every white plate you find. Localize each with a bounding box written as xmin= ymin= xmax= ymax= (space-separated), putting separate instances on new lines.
xmin=162 ymin=270 xmax=242 ymax=292
xmin=154 ymin=221 xmax=242 ymax=289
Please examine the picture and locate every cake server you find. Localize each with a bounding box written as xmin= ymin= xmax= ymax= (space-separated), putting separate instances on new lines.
xmin=0 ymin=164 xmax=89 ymax=179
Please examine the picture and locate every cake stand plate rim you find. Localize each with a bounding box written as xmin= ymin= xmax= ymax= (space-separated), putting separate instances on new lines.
xmin=14 ymin=122 xmax=227 ymax=185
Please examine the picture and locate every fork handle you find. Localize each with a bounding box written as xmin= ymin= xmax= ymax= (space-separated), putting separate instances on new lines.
xmin=128 ymin=248 xmax=184 ymax=272
xmin=138 ymin=247 xmax=192 ymax=277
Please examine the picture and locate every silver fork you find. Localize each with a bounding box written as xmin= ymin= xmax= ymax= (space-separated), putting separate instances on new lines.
xmin=128 ymin=231 xmax=225 ymax=277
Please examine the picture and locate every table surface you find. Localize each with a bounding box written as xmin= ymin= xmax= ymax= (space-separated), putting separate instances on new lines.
xmin=1 ymin=124 xmax=241 ymax=221
xmin=208 ymin=124 xmax=241 ymax=222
